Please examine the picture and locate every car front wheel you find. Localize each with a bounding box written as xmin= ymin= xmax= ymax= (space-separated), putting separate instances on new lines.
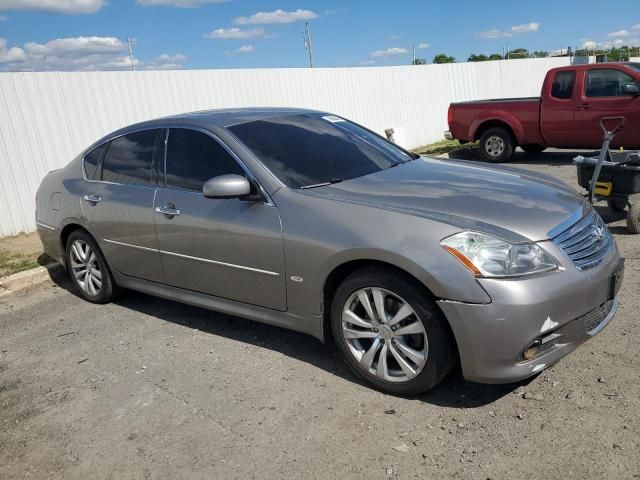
xmin=330 ymin=267 xmax=456 ymax=395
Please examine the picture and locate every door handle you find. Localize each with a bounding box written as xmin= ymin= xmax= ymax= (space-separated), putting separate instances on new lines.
xmin=155 ymin=205 xmax=181 ymax=217
xmin=83 ymin=194 xmax=102 ymax=203
xmin=579 ymin=103 xmax=592 ymax=110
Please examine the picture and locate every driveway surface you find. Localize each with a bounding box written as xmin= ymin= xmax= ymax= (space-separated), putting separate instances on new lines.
xmin=1 ymin=149 xmax=639 ymax=479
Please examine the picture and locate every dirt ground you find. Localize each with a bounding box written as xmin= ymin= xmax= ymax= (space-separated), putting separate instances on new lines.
xmin=1 ymin=149 xmax=639 ymax=480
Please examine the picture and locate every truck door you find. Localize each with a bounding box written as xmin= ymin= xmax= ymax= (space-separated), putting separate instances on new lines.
xmin=573 ymin=67 xmax=640 ymax=149
xmin=540 ymin=69 xmax=580 ymax=147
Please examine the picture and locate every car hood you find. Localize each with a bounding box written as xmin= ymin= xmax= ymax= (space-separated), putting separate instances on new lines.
xmin=305 ymin=157 xmax=586 ymax=242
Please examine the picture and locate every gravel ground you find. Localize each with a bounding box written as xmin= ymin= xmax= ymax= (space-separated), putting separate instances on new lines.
xmin=1 ymin=149 xmax=639 ymax=480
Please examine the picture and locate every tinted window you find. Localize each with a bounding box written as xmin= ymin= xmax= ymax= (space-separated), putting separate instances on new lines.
xmin=165 ymin=129 xmax=245 ymax=192
xmin=627 ymin=63 xmax=640 ymax=74
xmin=101 ymin=130 xmax=157 ymax=186
xmin=83 ymin=143 xmax=106 ymax=180
xmin=228 ymin=114 xmax=413 ymax=188
xmin=585 ymin=69 xmax=637 ymax=97
xmin=551 ymin=71 xmax=575 ymax=99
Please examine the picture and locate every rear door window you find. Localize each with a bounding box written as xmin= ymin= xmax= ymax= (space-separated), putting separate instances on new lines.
xmin=83 ymin=143 xmax=106 ymax=180
xmin=585 ymin=69 xmax=637 ymax=97
xmin=164 ymin=128 xmax=245 ymax=192
xmin=101 ymin=130 xmax=158 ymax=186
xmin=551 ymin=71 xmax=576 ymax=99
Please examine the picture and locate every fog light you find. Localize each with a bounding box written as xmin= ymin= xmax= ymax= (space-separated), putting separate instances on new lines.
xmin=522 ymin=333 xmax=559 ymax=361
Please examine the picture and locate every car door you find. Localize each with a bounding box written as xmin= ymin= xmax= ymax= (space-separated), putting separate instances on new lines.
xmin=573 ymin=67 xmax=640 ymax=148
xmin=81 ymin=128 xmax=165 ymax=283
xmin=153 ymin=127 xmax=286 ymax=311
xmin=540 ymin=69 xmax=580 ymax=147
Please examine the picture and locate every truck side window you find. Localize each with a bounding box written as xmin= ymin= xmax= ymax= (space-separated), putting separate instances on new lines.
xmin=585 ymin=69 xmax=636 ymax=97
xmin=551 ymin=71 xmax=576 ymax=99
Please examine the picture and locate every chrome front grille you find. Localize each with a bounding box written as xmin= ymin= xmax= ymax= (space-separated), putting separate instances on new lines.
xmin=552 ymin=208 xmax=612 ymax=270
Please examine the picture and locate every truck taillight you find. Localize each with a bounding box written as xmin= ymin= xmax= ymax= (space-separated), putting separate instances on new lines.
xmin=447 ymin=105 xmax=453 ymax=125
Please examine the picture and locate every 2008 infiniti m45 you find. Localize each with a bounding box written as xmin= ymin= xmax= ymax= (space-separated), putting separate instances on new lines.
xmin=36 ymin=108 xmax=624 ymax=395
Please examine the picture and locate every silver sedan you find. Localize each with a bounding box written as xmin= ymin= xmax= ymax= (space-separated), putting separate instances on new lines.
xmin=36 ymin=108 xmax=623 ymax=394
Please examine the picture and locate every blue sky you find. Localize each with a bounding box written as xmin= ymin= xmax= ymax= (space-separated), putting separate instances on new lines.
xmin=0 ymin=0 xmax=638 ymax=71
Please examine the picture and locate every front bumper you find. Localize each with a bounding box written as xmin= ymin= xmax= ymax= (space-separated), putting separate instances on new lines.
xmin=437 ymin=242 xmax=622 ymax=384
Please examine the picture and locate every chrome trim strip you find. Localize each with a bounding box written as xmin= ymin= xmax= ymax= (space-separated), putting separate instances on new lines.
xmin=160 ymin=249 xmax=280 ymax=277
xmin=103 ymin=239 xmax=158 ymax=253
xmin=103 ymin=238 xmax=280 ymax=277
xmin=586 ymin=298 xmax=618 ymax=336
xmin=36 ymin=221 xmax=56 ymax=231
xmin=547 ymin=203 xmax=590 ymax=239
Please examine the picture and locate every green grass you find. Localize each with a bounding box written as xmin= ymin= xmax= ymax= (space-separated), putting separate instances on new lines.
xmin=412 ymin=139 xmax=477 ymax=156
xmin=0 ymin=249 xmax=42 ymax=278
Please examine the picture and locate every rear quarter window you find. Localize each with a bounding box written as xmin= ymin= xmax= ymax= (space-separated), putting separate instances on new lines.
xmin=83 ymin=143 xmax=106 ymax=180
xmin=551 ymin=71 xmax=576 ymax=99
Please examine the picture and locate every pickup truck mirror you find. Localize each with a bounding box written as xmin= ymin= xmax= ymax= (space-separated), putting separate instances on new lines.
xmin=621 ymin=83 xmax=640 ymax=96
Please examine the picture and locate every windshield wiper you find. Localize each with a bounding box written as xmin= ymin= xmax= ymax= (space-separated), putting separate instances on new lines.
xmin=300 ymin=178 xmax=345 ymax=189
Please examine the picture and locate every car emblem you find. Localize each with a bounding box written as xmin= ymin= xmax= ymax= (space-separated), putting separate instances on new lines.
xmin=593 ymin=226 xmax=605 ymax=241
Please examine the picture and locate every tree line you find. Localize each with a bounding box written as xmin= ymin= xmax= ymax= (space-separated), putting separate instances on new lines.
xmin=411 ymin=45 xmax=640 ymax=64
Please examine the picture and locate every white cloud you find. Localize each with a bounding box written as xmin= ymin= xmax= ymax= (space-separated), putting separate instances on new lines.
xmin=633 ymin=24 xmax=640 ymax=31
xmin=477 ymin=22 xmax=540 ymax=39
xmin=388 ymin=34 xmax=401 ymax=40
xmin=609 ymin=29 xmax=631 ymax=38
xmin=511 ymin=22 xmax=539 ymax=34
xmin=144 ymin=53 xmax=187 ymax=69
xmin=370 ymin=47 xmax=407 ymax=58
xmin=360 ymin=59 xmax=375 ymax=65
xmin=0 ymin=15 xmax=7 ymax=20
xmin=226 ymin=45 xmax=254 ymax=56
xmin=234 ymin=9 xmax=317 ymax=25
xmin=581 ymin=39 xmax=599 ymax=50
xmin=0 ymin=0 xmax=104 ymax=14
xmin=417 ymin=42 xmax=430 ymax=49
xmin=0 ymin=35 xmax=185 ymax=71
xmin=204 ymin=27 xmax=265 ymax=40
xmin=136 ymin=0 xmax=226 ymax=7
xmin=24 ymin=36 xmax=126 ymax=55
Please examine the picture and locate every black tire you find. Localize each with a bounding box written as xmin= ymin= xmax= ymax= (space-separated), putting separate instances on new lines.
xmin=330 ymin=267 xmax=457 ymax=395
xmin=65 ymin=230 xmax=120 ymax=303
xmin=478 ymin=127 xmax=515 ymax=163
xmin=627 ymin=201 xmax=640 ymax=234
xmin=607 ymin=198 xmax=628 ymax=212
xmin=521 ymin=144 xmax=546 ymax=154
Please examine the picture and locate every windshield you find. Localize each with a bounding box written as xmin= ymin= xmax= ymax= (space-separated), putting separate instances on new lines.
xmin=228 ymin=113 xmax=416 ymax=188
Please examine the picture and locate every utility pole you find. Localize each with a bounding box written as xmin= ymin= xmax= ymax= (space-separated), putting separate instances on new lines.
xmin=302 ymin=22 xmax=313 ymax=68
xmin=412 ymin=44 xmax=416 ymax=65
xmin=127 ymin=37 xmax=136 ymax=71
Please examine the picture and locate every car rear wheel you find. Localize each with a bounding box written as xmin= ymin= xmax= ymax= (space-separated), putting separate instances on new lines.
xmin=521 ymin=144 xmax=546 ymax=154
xmin=66 ymin=230 xmax=119 ymax=303
xmin=330 ymin=267 xmax=456 ymax=395
xmin=479 ymin=127 xmax=514 ymax=163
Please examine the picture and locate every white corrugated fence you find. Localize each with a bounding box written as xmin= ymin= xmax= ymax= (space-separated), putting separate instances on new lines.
xmin=0 ymin=57 xmax=570 ymax=236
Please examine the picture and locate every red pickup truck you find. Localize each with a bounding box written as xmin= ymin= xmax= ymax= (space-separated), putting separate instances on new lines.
xmin=446 ymin=63 xmax=640 ymax=162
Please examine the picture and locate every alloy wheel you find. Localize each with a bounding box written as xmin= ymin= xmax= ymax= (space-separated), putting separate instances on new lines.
xmin=341 ymin=287 xmax=428 ymax=383
xmin=70 ymin=239 xmax=102 ymax=296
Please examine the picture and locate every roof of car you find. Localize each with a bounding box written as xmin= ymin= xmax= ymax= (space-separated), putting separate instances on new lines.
xmin=132 ymin=107 xmax=324 ymax=130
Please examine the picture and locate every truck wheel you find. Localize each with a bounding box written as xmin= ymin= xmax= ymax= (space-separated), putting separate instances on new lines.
xmin=627 ymin=202 xmax=640 ymax=234
xmin=607 ymin=198 xmax=627 ymax=212
xmin=521 ymin=144 xmax=546 ymax=154
xmin=479 ymin=127 xmax=514 ymax=163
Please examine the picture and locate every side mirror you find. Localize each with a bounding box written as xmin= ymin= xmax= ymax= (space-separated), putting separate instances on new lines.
xmin=203 ymin=174 xmax=251 ymax=199
xmin=621 ymin=83 xmax=640 ymax=96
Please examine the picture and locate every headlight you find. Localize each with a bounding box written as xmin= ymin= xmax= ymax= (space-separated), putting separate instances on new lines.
xmin=440 ymin=231 xmax=557 ymax=278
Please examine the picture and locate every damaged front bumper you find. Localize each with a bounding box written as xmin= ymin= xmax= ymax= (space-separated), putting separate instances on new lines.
xmin=437 ymin=242 xmax=623 ymax=384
